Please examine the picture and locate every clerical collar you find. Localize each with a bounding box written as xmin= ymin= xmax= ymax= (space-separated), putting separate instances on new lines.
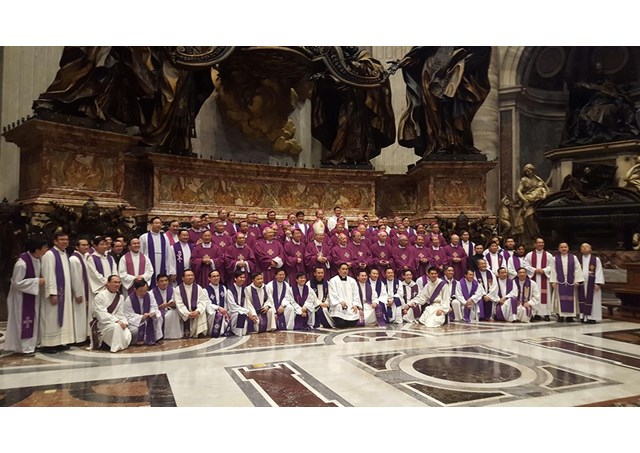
xmin=180 ymin=240 xmax=190 ymax=245
xmin=54 ymin=246 xmax=66 ymax=253
xmin=339 ymin=244 xmax=347 ymax=248
xmin=293 ymin=240 xmax=301 ymax=245
xmin=183 ymin=283 xmax=193 ymax=288
xmin=339 ymin=276 xmax=348 ymax=281
xmin=353 ymin=241 xmax=361 ymax=245
xmin=314 ymin=241 xmax=322 ymax=246
xmin=297 ymin=285 xmax=305 ymax=290
xmin=235 ymin=244 xmax=244 ymax=248
xmin=150 ymin=230 xmax=161 ymax=235
xmin=202 ymin=243 xmax=212 ymax=247
xmin=432 ymin=246 xmax=440 ymax=250
xmin=378 ymin=241 xmax=386 ymax=246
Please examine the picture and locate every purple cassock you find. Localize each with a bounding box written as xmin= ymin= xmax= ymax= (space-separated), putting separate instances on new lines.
xmin=413 ymin=245 xmax=430 ymax=278
xmin=234 ymin=231 xmax=257 ymax=249
xmin=190 ymin=243 xmax=224 ymax=287
xmin=425 ymin=233 xmax=447 ymax=248
xmin=224 ymin=244 xmax=255 ymax=285
xmin=304 ymin=241 xmax=331 ymax=279
xmin=188 ymin=228 xmax=205 ymax=245
xmin=330 ymin=244 xmax=353 ymax=278
xmin=284 ymin=240 xmax=307 ymax=286
xmin=211 ymin=232 xmax=231 ymax=250
xmin=427 ymin=247 xmax=449 ymax=275
xmin=370 ymin=241 xmax=394 ymax=274
xmin=349 ymin=240 xmax=372 ymax=278
xmin=247 ymin=224 xmax=262 ymax=242
xmin=253 ymin=239 xmax=285 ymax=284
xmin=392 ymin=245 xmax=416 ymax=277
xmin=444 ymin=244 xmax=468 ymax=280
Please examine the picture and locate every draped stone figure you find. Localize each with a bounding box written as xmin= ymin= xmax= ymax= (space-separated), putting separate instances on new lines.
xmin=516 ymin=164 xmax=550 ymax=246
xmin=312 ymin=47 xmax=396 ymax=166
xmin=395 ymin=46 xmax=492 ymax=158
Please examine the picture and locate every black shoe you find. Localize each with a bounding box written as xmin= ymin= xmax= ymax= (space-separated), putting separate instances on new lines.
xmin=558 ymin=317 xmax=565 ymax=322
xmin=41 ymin=347 xmax=58 ymax=354
xmin=56 ymin=344 xmax=71 ymax=351
xmin=566 ymin=317 xmax=575 ymax=323
xmin=586 ymin=320 xmax=596 ymax=324
xmin=532 ymin=315 xmax=542 ymax=321
xmin=544 ymin=315 xmax=550 ymax=322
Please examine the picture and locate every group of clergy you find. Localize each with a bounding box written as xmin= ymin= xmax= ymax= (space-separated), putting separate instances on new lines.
xmin=3 ymin=206 xmax=605 ymax=355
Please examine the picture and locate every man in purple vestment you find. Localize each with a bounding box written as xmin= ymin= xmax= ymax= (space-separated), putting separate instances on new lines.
xmin=350 ymin=230 xmax=372 ymax=278
xmin=284 ymin=229 xmax=307 ymax=285
xmin=294 ymin=211 xmax=310 ymax=238
xmin=331 ymin=233 xmax=353 ymax=279
xmin=413 ymin=235 xmax=430 ymax=278
xmin=224 ymin=233 xmax=255 ymax=285
xmin=426 ymin=222 xmax=447 ymax=247
xmin=305 ymin=231 xmax=331 ymax=279
xmin=427 ymin=236 xmax=449 ymax=276
xmin=260 ymin=209 xmax=279 ymax=234
xmin=190 ymin=230 xmax=224 ymax=288
xmin=253 ymin=228 xmax=285 ymax=284
xmin=370 ymin=231 xmax=394 ymax=274
xmin=246 ymin=212 xmax=262 ymax=242
xmin=392 ymin=235 xmax=416 ymax=277
xmin=188 ymin=216 xmax=206 ymax=245
xmin=444 ymin=234 xmax=468 ymax=280
xmin=168 ymin=229 xmax=194 ymax=286
xmin=210 ymin=221 xmax=231 ymax=250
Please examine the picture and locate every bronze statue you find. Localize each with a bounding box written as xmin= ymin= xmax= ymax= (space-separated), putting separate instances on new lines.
xmin=393 ymin=46 xmax=492 ymax=158
xmin=623 ymin=156 xmax=640 ymax=192
xmin=516 ymin=164 xmax=550 ymax=246
xmin=312 ymin=47 xmax=396 ymax=166
xmin=561 ymin=62 xmax=640 ymax=147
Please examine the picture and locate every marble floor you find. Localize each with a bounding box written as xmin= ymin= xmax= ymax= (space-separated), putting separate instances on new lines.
xmin=2 ymin=316 xmax=640 ymax=409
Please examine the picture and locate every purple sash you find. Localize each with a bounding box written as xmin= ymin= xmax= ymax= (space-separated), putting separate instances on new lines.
xmin=385 ymin=278 xmax=401 ymax=320
xmin=516 ymin=278 xmax=533 ymax=318
xmin=460 ymin=279 xmax=480 ymax=322
xmin=173 ymin=242 xmax=194 ymax=285
xmin=250 ymin=286 xmax=269 ymax=333
xmin=72 ymin=251 xmax=89 ymax=300
xmin=578 ymin=255 xmax=597 ymax=316
xmin=178 ymin=284 xmax=199 ymax=336
xmin=130 ymin=293 xmax=156 ymax=345
xmin=495 ymin=278 xmax=514 ymax=322
xmin=206 ymin=284 xmax=229 ymax=337
xmin=292 ymin=284 xmax=310 ymax=330
xmin=475 ymin=270 xmax=493 ymax=291
xmin=428 ymin=280 xmax=447 ymax=305
xmin=448 ymin=279 xmax=457 ymax=322
xmin=229 ymin=285 xmax=247 ymax=329
xmin=91 ymin=254 xmax=114 ymax=278
xmin=310 ymin=279 xmax=332 ymax=328
xmin=52 ymin=248 xmax=66 ymax=327
xmin=531 ymin=251 xmax=549 ymax=305
xmin=125 ymin=252 xmax=147 ymax=279
xmin=511 ymin=255 xmax=522 ymax=273
xmin=369 ymin=279 xmax=388 ymax=326
xmin=402 ymin=283 xmax=421 ymax=319
xmin=147 ymin=232 xmax=167 ymax=284
xmin=272 ymin=281 xmax=288 ymax=330
xmin=556 ymin=254 xmax=577 ymax=313
xmin=19 ymin=253 xmax=37 ymax=339
xmin=152 ymin=286 xmax=174 ymax=318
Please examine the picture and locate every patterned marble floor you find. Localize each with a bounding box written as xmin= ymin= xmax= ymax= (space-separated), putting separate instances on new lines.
xmin=2 ymin=318 xmax=640 ymax=409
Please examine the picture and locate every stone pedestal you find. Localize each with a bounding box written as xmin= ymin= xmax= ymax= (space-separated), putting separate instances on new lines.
xmin=2 ymin=119 xmax=139 ymax=214
xmin=406 ymin=160 xmax=498 ymax=224
xmin=135 ymin=152 xmax=385 ymax=222
xmin=545 ymin=140 xmax=640 ymax=192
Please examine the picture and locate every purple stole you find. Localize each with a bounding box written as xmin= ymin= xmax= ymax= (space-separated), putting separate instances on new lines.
xmin=463 ymin=242 xmax=474 ymax=259
xmin=206 ymin=284 xmax=229 ymax=337
xmin=578 ymin=255 xmax=597 ymax=316
xmin=124 ymin=252 xmax=147 ymax=282
xmin=229 ymin=285 xmax=247 ymax=329
xmin=531 ymin=251 xmax=549 ymax=305
xmin=368 ymin=279 xmax=388 ymax=326
xmin=152 ymin=286 xmax=174 ymax=318
xmin=460 ymin=279 xmax=481 ymax=322
xmin=178 ymin=284 xmax=199 ymax=336
xmin=555 ymin=254 xmax=577 ymax=313
xmin=402 ymin=283 xmax=421 ymax=319
xmin=130 ymin=293 xmax=156 ymax=345
xmin=511 ymin=255 xmax=522 ymax=273
xmin=495 ymin=278 xmax=514 ymax=321
xmin=503 ymin=250 xmax=512 ymax=263
xmin=310 ymin=279 xmax=331 ymax=328
xmin=475 ymin=270 xmax=493 ymax=319
xmin=52 ymin=248 xmax=66 ymax=327
xmin=173 ymin=242 xmax=192 ymax=285
xmin=447 ymin=279 xmax=457 ymax=321
xmin=357 ymin=282 xmax=374 ymax=326
xmin=386 ymin=279 xmax=401 ymax=320
xmin=147 ymin=232 xmax=167 ymax=284
xmin=272 ymin=281 xmax=289 ymax=330
xmin=486 ymin=253 xmax=503 ymax=272
xmin=250 ymin=286 xmax=269 ymax=333
xmin=516 ymin=278 xmax=533 ymax=317
xmin=19 ymin=253 xmax=37 ymax=339
xmin=428 ymin=280 xmax=447 ymax=305
xmin=72 ymin=251 xmax=89 ymax=301
xmin=91 ymin=254 xmax=114 ymax=278
xmin=292 ymin=284 xmax=310 ymax=330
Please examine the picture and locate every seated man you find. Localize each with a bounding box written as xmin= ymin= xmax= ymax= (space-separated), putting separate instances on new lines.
xmin=124 ymin=278 xmax=163 ymax=345
xmin=307 ymin=266 xmax=335 ymax=328
xmin=204 ymin=270 xmax=231 ymax=337
xmin=398 ymin=269 xmax=421 ymax=323
xmin=227 ymin=271 xmax=252 ymax=337
xmin=453 ymin=269 xmax=486 ymax=323
xmin=245 ymin=272 xmax=276 ymax=333
xmin=151 ymin=273 xmax=182 ymax=339
xmin=413 ymin=267 xmax=451 ymax=328
xmin=363 ymin=268 xmax=388 ymax=327
xmin=512 ymin=267 xmax=539 ymax=323
xmin=476 ymin=259 xmax=498 ymax=320
xmin=328 ymin=263 xmax=362 ymax=328
xmin=265 ymin=269 xmax=295 ymax=330
xmin=383 ymin=268 xmax=402 ymax=325
xmin=290 ymin=272 xmax=316 ymax=330
xmin=91 ymin=275 xmax=131 ymax=352
xmin=174 ymin=269 xmax=209 ymax=338
xmin=493 ymin=267 xmax=518 ymax=322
